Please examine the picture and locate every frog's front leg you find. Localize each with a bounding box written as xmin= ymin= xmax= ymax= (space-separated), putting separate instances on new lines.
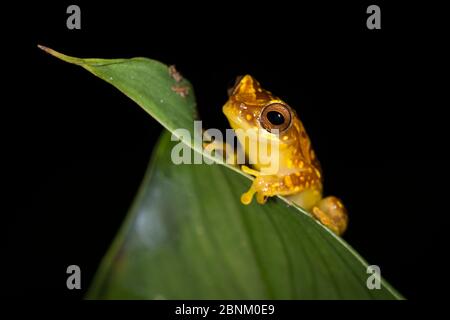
xmin=240 ymin=174 xmax=274 ymax=205
xmin=240 ymin=165 xmax=270 ymax=204
xmin=240 ymin=167 xmax=312 ymax=205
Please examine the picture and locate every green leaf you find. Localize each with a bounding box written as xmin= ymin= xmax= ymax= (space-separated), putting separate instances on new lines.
xmin=39 ymin=46 xmax=403 ymax=299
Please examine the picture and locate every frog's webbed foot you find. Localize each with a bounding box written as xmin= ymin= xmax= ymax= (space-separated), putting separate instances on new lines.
xmin=312 ymin=196 xmax=348 ymax=235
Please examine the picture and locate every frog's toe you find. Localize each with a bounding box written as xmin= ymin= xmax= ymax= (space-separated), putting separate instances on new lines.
xmin=256 ymin=192 xmax=268 ymax=204
xmin=241 ymin=187 xmax=256 ymax=205
xmin=241 ymin=165 xmax=260 ymax=177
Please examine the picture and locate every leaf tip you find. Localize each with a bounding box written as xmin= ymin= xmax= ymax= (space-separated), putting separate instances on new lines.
xmin=37 ymin=44 xmax=83 ymax=65
xmin=37 ymin=44 xmax=49 ymax=52
xmin=37 ymin=44 xmax=60 ymax=57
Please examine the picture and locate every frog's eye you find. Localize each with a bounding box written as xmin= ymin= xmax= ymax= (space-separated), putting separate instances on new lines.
xmin=260 ymin=103 xmax=292 ymax=133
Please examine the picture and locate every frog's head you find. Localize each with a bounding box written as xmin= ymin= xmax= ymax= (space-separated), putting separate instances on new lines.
xmin=223 ymin=75 xmax=295 ymax=138
xmin=223 ymin=75 xmax=319 ymax=171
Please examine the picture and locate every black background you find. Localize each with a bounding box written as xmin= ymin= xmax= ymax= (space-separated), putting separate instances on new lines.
xmin=2 ymin=1 xmax=445 ymax=300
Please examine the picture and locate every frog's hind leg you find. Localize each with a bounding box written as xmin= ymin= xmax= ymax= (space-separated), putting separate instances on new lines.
xmin=311 ymin=196 xmax=348 ymax=235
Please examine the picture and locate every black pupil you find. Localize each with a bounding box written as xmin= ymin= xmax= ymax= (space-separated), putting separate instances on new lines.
xmin=267 ymin=111 xmax=285 ymax=125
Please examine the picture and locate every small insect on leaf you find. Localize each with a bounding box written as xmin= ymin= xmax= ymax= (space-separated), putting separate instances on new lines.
xmin=171 ymin=85 xmax=189 ymax=98
xmin=168 ymin=65 xmax=183 ymax=83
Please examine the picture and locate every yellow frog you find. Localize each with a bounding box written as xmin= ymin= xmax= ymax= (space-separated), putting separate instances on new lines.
xmin=222 ymin=75 xmax=348 ymax=235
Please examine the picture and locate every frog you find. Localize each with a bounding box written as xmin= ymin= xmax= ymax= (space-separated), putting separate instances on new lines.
xmin=222 ymin=75 xmax=348 ymax=235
